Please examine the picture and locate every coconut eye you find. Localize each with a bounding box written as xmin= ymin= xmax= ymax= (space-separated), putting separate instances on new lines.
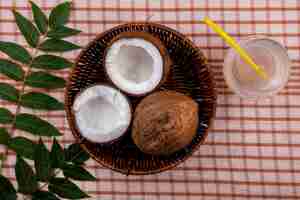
xmin=73 ymin=84 xmax=131 ymax=143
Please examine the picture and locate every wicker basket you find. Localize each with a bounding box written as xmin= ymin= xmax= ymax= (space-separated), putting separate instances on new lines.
xmin=65 ymin=22 xmax=217 ymax=175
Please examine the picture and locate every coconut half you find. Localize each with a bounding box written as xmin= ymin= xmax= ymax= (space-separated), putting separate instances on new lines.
xmin=105 ymin=32 xmax=171 ymax=96
xmin=72 ymin=84 xmax=131 ymax=143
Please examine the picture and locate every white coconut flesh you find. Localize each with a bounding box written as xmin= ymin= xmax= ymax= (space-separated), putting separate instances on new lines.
xmin=73 ymin=85 xmax=131 ymax=143
xmin=105 ymin=38 xmax=164 ymax=95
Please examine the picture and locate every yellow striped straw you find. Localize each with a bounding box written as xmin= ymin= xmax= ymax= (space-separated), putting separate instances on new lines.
xmin=203 ymin=16 xmax=269 ymax=80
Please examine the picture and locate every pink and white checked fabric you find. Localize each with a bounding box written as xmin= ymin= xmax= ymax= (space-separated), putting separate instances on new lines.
xmin=1 ymin=0 xmax=300 ymax=199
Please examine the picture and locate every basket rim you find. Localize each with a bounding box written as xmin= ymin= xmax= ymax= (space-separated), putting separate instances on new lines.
xmin=65 ymin=22 xmax=217 ymax=175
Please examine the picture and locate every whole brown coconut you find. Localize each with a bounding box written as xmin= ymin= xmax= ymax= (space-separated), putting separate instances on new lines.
xmin=132 ymin=91 xmax=199 ymax=156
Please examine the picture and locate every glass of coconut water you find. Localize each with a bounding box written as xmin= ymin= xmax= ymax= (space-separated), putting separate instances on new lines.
xmin=223 ymin=35 xmax=290 ymax=99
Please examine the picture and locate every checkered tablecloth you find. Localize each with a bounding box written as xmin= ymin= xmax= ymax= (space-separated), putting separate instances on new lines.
xmin=1 ymin=0 xmax=300 ymax=199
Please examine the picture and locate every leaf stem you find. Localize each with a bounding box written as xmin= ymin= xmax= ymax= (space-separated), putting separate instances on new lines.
xmin=12 ymin=32 xmax=48 ymax=129
xmin=38 ymin=169 xmax=60 ymax=191
xmin=0 ymin=153 xmax=4 ymax=174
xmin=10 ymin=41 xmax=40 ymax=132
xmin=2 ymin=31 xmax=48 ymax=183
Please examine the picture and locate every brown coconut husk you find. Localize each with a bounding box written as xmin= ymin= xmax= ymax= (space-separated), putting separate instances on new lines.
xmin=132 ymin=91 xmax=199 ymax=156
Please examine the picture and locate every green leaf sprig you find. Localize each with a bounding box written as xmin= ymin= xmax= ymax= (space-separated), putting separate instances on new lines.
xmin=0 ymin=1 xmax=94 ymax=200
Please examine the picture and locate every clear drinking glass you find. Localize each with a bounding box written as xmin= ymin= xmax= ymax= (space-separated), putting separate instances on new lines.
xmin=223 ymin=35 xmax=291 ymax=99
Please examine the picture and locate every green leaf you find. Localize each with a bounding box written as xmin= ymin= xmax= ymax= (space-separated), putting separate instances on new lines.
xmin=32 ymin=55 xmax=73 ymax=70
xmin=0 ymin=175 xmax=17 ymax=200
xmin=49 ymin=178 xmax=89 ymax=199
xmin=15 ymin=156 xmax=38 ymax=194
xmin=32 ymin=191 xmax=60 ymax=200
xmin=63 ymin=164 xmax=96 ymax=181
xmin=0 ymin=41 xmax=32 ymax=64
xmin=50 ymin=138 xmax=65 ymax=168
xmin=34 ymin=139 xmax=51 ymax=181
xmin=0 ymin=108 xmax=13 ymax=124
xmin=25 ymin=71 xmax=66 ymax=89
xmin=0 ymin=154 xmax=5 ymax=161
xmin=0 ymin=128 xmax=11 ymax=145
xmin=0 ymin=193 xmax=17 ymax=200
xmin=0 ymin=153 xmax=6 ymax=174
xmin=47 ymin=26 xmax=81 ymax=39
xmin=21 ymin=92 xmax=64 ymax=110
xmin=65 ymin=143 xmax=89 ymax=165
xmin=39 ymin=39 xmax=81 ymax=52
xmin=0 ymin=83 xmax=19 ymax=102
xmin=15 ymin=113 xmax=62 ymax=137
xmin=12 ymin=10 xmax=40 ymax=47
xmin=0 ymin=59 xmax=24 ymax=81
xmin=30 ymin=1 xmax=48 ymax=34
xmin=8 ymin=137 xmax=36 ymax=160
xmin=0 ymin=175 xmax=15 ymax=193
xmin=49 ymin=2 xmax=71 ymax=29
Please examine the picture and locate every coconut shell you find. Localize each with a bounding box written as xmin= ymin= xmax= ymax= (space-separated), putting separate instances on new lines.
xmin=132 ymin=91 xmax=198 ymax=156
xmin=104 ymin=32 xmax=171 ymax=96
xmin=72 ymin=83 xmax=132 ymax=144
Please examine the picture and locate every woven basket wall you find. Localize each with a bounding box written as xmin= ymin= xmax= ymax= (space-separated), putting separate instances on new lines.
xmin=65 ymin=22 xmax=217 ymax=175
